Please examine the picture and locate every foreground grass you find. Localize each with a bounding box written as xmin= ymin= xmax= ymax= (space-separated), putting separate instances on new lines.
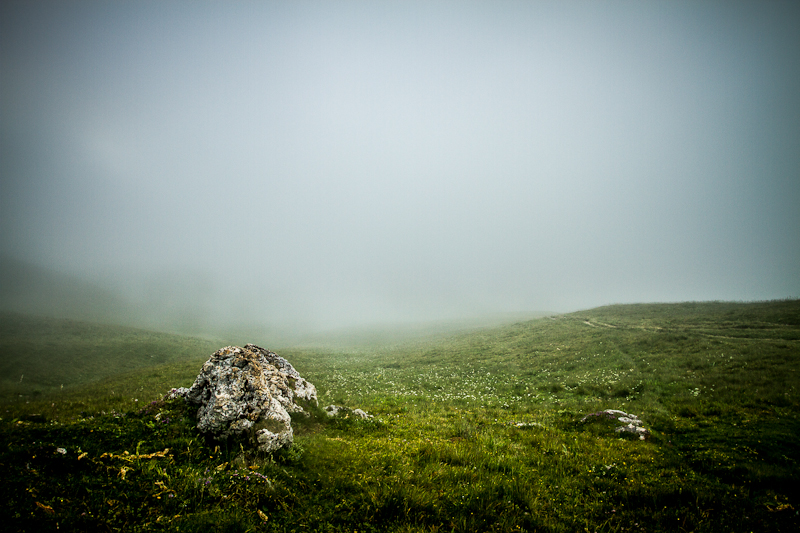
xmin=1 ymin=301 xmax=799 ymax=531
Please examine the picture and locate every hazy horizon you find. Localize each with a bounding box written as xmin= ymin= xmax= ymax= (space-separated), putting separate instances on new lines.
xmin=2 ymin=1 xmax=799 ymax=334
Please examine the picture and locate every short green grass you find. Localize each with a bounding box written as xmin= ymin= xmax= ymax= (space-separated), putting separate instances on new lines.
xmin=1 ymin=301 xmax=798 ymax=532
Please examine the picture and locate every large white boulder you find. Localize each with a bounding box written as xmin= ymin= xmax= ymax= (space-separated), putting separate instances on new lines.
xmin=182 ymin=344 xmax=317 ymax=453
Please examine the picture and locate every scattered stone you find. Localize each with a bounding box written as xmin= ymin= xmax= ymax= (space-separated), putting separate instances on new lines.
xmin=166 ymin=387 xmax=190 ymax=400
xmin=509 ymin=421 xmax=545 ymax=429
xmin=324 ymin=405 xmax=374 ymax=420
xmin=581 ymin=409 xmax=650 ymax=440
xmin=179 ymin=344 xmax=318 ymax=453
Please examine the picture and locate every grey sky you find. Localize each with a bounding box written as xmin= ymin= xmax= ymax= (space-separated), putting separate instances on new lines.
xmin=2 ymin=1 xmax=799 ymax=331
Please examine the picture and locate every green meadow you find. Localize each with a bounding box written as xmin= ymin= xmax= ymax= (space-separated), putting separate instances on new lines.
xmin=1 ymin=301 xmax=798 ymax=532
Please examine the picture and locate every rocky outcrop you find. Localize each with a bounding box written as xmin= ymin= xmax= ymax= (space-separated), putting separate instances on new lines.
xmin=177 ymin=344 xmax=317 ymax=453
xmin=580 ymin=409 xmax=650 ymax=440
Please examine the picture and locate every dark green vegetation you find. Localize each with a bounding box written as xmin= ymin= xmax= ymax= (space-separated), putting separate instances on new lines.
xmin=1 ymin=301 xmax=799 ymax=532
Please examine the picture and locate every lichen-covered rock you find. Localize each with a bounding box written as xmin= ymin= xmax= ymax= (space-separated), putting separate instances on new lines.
xmin=183 ymin=344 xmax=317 ymax=453
xmin=166 ymin=387 xmax=190 ymax=400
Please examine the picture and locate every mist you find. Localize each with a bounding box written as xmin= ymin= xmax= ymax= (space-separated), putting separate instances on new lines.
xmin=2 ymin=1 xmax=799 ymax=335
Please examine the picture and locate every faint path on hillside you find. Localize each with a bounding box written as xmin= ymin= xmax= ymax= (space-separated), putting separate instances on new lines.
xmin=581 ymin=319 xmax=617 ymax=328
xmin=572 ymin=315 xmax=800 ymax=344
xmin=692 ymin=332 xmax=800 ymax=342
xmin=576 ymin=318 xmax=798 ymax=341
xmin=579 ymin=317 xmax=797 ymax=342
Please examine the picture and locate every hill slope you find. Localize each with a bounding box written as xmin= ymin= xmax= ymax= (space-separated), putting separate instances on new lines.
xmin=0 ymin=312 xmax=226 ymax=398
xmin=0 ymin=256 xmax=140 ymax=325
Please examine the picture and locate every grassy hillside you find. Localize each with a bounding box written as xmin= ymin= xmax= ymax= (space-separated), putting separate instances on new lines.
xmin=0 ymin=256 xmax=137 ymax=325
xmin=1 ymin=301 xmax=799 ymax=532
xmin=0 ymin=312 xmax=228 ymax=400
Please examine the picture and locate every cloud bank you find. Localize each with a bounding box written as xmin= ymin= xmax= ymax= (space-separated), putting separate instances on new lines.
xmin=2 ymin=1 xmax=798 ymax=332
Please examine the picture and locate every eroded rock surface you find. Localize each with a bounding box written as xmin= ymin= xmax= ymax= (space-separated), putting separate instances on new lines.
xmin=179 ymin=344 xmax=317 ymax=453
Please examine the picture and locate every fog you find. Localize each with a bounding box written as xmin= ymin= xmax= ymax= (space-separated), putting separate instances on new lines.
xmin=2 ymin=1 xmax=799 ymax=335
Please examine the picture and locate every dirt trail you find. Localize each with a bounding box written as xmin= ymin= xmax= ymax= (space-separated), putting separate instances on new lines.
xmin=580 ymin=317 xmax=796 ymax=342
xmin=581 ymin=320 xmax=617 ymax=328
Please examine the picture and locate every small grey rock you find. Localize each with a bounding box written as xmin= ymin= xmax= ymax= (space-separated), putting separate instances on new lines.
xmin=324 ymin=404 xmax=374 ymax=420
xmin=581 ymin=409 xmax=650 ymax=440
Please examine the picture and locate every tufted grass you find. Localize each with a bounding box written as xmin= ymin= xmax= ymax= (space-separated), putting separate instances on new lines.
xmin=1 ymin=300 xmax=799 ymax=531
